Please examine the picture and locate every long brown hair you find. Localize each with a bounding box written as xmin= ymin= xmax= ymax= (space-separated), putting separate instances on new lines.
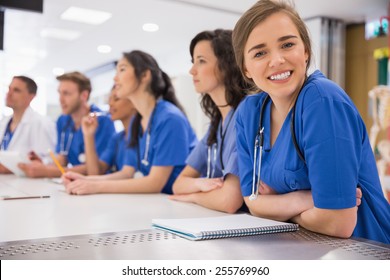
xmin=190 ymin=29 xmax=249 ymax=146
xmin=122 ymin=50 xmax=185 ymax=147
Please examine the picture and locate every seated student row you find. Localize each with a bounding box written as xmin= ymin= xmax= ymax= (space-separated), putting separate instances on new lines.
xmin=2 ymin=1 xmax=389 ymax=244
xmin=61 ymin=23 xmax=390 ymax=244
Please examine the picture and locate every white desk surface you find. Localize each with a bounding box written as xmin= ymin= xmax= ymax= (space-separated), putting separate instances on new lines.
xmin=0 ymin=175 xmax=227 ymax=242
xmin=1 ymin=175 xmax=389 ymax=260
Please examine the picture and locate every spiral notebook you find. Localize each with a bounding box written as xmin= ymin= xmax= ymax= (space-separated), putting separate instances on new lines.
xmin=152 ymin=214 xmax=298 ymax=241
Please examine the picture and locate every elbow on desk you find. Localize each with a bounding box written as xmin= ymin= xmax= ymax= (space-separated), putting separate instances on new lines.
xmin=325 ymin=222 xmax=355 ymax=239
xmin=222 ymin=199 xmax=243 ymax=214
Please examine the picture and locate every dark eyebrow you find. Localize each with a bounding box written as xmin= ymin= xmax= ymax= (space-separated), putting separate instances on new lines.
xmin=247 ymin=35 xmax=298 ymax=54
xmin=278 ymin=35 xmax=298 ymax=42
xmin=247 ymin=43 xmax=266 ymax=54
xmin=117 ymin=62 xmax=127 ymax=67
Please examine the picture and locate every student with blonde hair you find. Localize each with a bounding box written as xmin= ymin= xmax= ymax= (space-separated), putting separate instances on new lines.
xmin=232 ymin=0 xmax=389 ymax=243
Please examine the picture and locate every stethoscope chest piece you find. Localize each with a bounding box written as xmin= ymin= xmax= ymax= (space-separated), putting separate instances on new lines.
xmin=134 ymin=171 xmax=144 ymax=178
xmin=78 ymin=153 xmax=86 ymax=163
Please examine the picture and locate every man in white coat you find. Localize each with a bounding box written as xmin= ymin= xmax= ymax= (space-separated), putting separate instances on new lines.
xmin=0 ymin=76 xmax=56 ymax=174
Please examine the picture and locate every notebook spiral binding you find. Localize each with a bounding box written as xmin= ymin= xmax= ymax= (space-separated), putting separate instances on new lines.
xmin=200 ymin=224 xmax=299 ymax=240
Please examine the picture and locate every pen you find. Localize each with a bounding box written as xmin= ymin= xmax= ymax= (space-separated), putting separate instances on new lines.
xmin=48 ymin=149 xmax=65 ymax=174
xmin=0 ymin=195 xmax=50 ymax=200
xmin=89 ymin=112 xmax=108 ymax=117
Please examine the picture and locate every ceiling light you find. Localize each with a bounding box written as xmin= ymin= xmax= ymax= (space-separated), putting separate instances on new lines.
xmin=52 ymin=67 xmax=65 ymax=76
xmin=61 ymin=6 xmax=112 ymax=25
xmin=97 ymin=45 xmax=112 ymax=53
xmin=142 ymin=23 xmax=159 ymax=32
xmin=40 ymin=28 xmax=81 ymax=41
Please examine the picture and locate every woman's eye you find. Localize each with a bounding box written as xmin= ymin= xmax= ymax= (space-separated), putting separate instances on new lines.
xmin=254 ymin=51 xmax=265 ymax=58
xmin=282 ymin=42 xmax=294 ymax=48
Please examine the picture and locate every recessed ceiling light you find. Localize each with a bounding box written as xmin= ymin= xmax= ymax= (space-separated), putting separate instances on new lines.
xmin=53 ymin=67 xmax=65 ymax=76
xmin=143 ymin=23 xmax=159 ymax=32
xmin=97 ymin=45 xmax=112 ymax=54
xmin=40 ymin=28 xmax=81 ymax=41
xmin=61 ymin=6 xmax=112 ymax=25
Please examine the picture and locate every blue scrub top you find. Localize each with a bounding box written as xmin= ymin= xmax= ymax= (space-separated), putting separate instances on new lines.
xmin=236 ymin=70 xmax=390 ymax=243
xmin=99 ymin=130 xmax=126 ymax=172
xmin=55 ymin=104 xmax=116 ymax=166
xmin=186 ymin=109 xmax=238 ymax=178
xmin=124 ymin=100 xmax=198 ymax=194
xmin=100 ymin=119 xmax=133 ymax=172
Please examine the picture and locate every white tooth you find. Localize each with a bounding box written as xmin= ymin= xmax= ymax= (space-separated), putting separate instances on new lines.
xmin=271 ymin=71 xmax=290 ymax=80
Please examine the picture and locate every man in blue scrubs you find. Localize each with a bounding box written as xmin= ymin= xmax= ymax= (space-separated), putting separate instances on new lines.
xmin=19 ymin=71 xmax=115 ymax=178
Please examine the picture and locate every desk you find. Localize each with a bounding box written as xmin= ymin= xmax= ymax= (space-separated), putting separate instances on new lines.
xmin=0 ymin=175 xmax=227 ymax=242
xmin=0 ymin=175 xmax=389 ymax=260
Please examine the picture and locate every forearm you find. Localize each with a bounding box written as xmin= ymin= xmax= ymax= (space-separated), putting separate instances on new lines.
xmin=0 ymin=164 xmax=12 ymax=174
xmin=93 ymin=175 xmax=164 ymax=194
xmin=83 ymin=135 xmax=102 ymax=175
xmin=244 ymin=190 xmax=314 ymax=221
xmin=173 ymin=176 xmax=202 ymax=194
xmin=191 ymin=187 xmax=243 ymax=213
xmin=68 ymin=164 xmax=87 ymax=175
xmin=291 ymin=207 xmax=358 ymax=238
xmin=42 ymin=165 xmax=64 ymax=178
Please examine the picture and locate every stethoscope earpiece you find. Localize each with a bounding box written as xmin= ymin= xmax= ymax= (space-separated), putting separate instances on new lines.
xmin=249 ymin=194 xmax=258 ymax=201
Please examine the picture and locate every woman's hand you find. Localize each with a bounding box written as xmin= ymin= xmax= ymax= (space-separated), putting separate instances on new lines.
xmin=64 ymin=179 xmax=100 ymax=195
xmin=62 ymin=171 xmax=85 ymax=186
xmin=194 ymin=177 xmax=223 ymax=192
xmin=258 ymin=181 xmax=277 ymax=195
xmin=81 ymin=114 xmax=98 ymax=137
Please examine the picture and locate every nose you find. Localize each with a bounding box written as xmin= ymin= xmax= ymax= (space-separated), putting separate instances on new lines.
xmin=268 ymin=51 xmax=285 ymax=68
xmin=189 ymin=64 xmax=196 ymax=76
xmin=113 ymin=73 xmax=119 ymax=82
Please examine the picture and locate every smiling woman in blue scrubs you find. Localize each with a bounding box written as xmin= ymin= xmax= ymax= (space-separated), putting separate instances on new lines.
xmin=81 ymin=86 xmax=136 ymax=175
xmin=62 ymin=50 xmax=197 ymax=195
xmin=170 ymin=29 xmax=248 ymax=213
xmin=232 ymin=0 xmax=389 ymax=243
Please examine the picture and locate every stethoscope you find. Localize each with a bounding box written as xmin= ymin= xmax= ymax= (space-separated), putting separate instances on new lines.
xmin=0 ymin=118 xmax=13 ymax=150
xmin=59 ymin=118 xmax=74 ymax=156
xmin=249 ymin=93 xmax=306 ymax=201
xmin=136 ymin=104 xmax=158 ymax=171
xmin=206 ymin=109 xmax=235 ymax=178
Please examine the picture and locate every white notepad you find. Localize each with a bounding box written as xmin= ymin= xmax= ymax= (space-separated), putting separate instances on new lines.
xmin=0 ymin=151 xmax=31 ymax=177
xmin=152 ymin=214 xmax=299 ymax=241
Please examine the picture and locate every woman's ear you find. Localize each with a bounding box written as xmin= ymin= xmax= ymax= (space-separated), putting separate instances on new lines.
xmin=141 ymin=69 xmax=151 ymax=83
xmin=243 ymin=65 xmax=252 ymax=79
xmin=244 ymin=70 xmax=252 ymax=79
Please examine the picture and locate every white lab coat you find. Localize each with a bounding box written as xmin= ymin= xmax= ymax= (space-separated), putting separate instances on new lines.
xmin=0 ymin=107 xmax=56 ymax=157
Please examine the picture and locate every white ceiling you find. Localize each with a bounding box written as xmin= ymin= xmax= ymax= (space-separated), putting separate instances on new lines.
xmin=0 ymin=0 xmax=388 ymax=104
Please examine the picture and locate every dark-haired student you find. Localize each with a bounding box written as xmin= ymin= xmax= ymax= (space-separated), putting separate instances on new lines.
xmin=0 ymin=76 xmax=56 ymax=174
xmin=170 ymin=29 xmax=249 ymax=213
xmin=81 ymin=86 xmax=136 ymax=175
xmin=62 ymin=50 xmax=197 ymax=195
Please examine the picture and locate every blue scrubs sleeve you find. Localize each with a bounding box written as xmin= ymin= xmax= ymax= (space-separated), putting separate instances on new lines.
xmin=124 ymin=146 xmax=137 ymax=168
xmin=152 ymin=116 xmax=193 ymax=166
xmin=186 ymin=132 xmax=208 ymax=176
xmin=94 ymin=117 xmax=115 ymax=157
xmin=235 ymin=100 xmax=257 ymax=197
xmin=300 ymin=85 xmax=360 ymax=209
xmin=100 ymin=132 xmax=121 ymax=167
xmin=222 ymin=117 xmax=239 ymax=177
